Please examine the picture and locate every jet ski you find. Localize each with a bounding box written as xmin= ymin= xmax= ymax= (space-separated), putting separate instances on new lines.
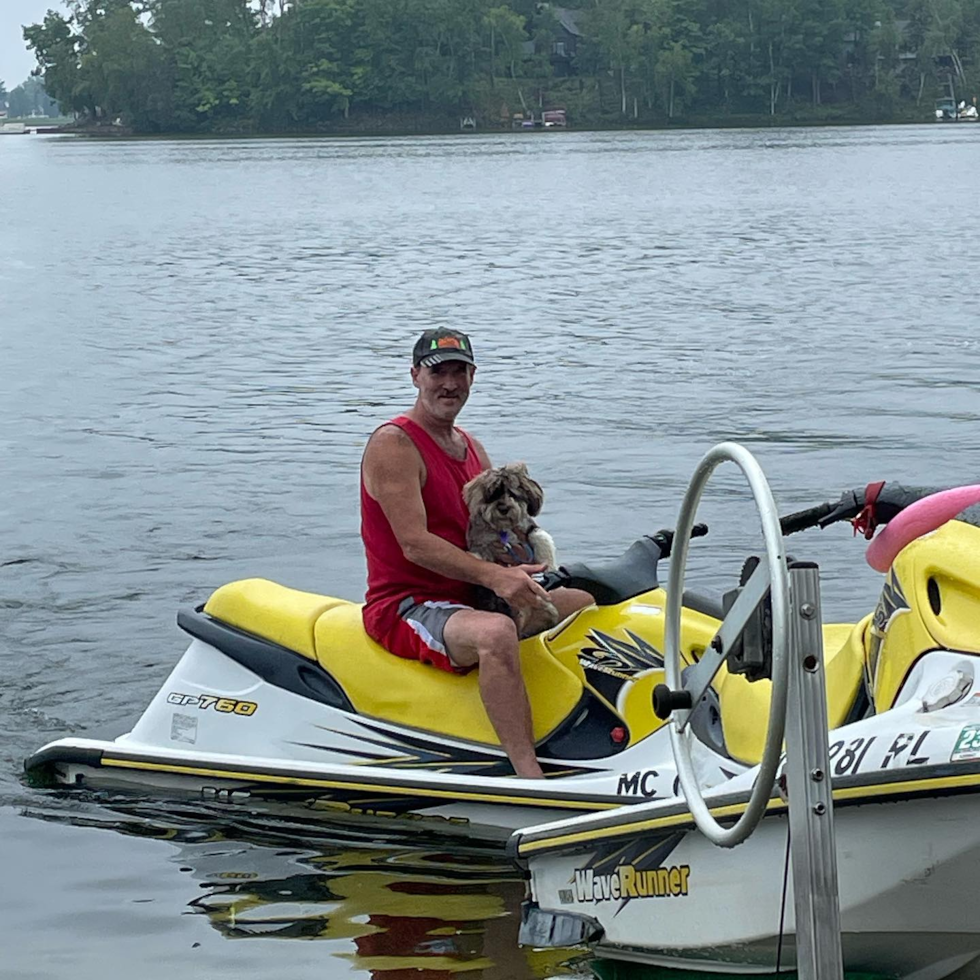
xmin=513 ymin=469 xmax=980 ymax=979
xmin=24 ymin=469 xmax=976 ymax=848
xmin=24 ymin=525 xmax=745 ymax=842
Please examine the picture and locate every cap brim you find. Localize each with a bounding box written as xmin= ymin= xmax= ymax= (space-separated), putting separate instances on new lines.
xmin=417 ymin=351 xmax=476 ymax=368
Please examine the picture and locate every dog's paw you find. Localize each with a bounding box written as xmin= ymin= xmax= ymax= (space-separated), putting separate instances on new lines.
xmin=528 ymin=527 xmax=558 ymax=570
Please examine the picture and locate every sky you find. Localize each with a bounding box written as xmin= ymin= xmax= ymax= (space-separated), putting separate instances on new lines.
xmin=1 ymin=0 xmax=56 ymax=89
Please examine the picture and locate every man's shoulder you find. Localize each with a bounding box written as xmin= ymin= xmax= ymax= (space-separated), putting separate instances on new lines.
xmin=370 ymin=421 xmax=413 ymax=446
xmin=364 ymin=422 xmax=422 ymax=466
xmin=362 ymin=423 xmax=424 ymax=498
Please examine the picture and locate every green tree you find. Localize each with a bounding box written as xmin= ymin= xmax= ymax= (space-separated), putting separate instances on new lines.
xmin=790 ymin=0 xmax=846 ymax=105
xmin=23 ymin=11 xmax=84 ymax=115
xmin=149 ymin=0 xmax=257 ymax=129
xmin=700 ymin=16 xmax=748 ymax=110
xmin=78 ymin=3 xmax=169 ymax=126
xmin=655 ymin=39 xmax=696 ymax=116
xmin=24 ymin=0 xmax=974 ymax=132
xmin=485 ymin=5 xmax=528 ymax=83
xmin=582 ymin=0 xmax=637 ymax=115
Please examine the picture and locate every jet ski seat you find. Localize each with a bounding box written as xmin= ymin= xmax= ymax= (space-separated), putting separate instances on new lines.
xmin=715 ymin=615 xmax=870 ymax=765
xmin=204 ymin=579 xmax=586 ymax=747
xmin=204 ymin=577 xmax=347 ymax=659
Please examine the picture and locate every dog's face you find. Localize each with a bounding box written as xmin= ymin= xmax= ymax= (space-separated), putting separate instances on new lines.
xmin=463 ymin=463 xmax=544 ymax=530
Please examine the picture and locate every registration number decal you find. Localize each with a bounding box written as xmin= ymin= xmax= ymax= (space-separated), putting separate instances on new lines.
xmin=826 ymin=731 xmax=930 ymax=775
xmin=951 ymin=725 xmax=980 ymax=762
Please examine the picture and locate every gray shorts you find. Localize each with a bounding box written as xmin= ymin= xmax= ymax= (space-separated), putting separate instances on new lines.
xmin=395 ymin=596 xmax=473 ymax=672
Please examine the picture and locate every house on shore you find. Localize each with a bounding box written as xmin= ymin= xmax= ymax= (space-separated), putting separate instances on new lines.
xmin=521 ymin=5 xmax=584 ymax=77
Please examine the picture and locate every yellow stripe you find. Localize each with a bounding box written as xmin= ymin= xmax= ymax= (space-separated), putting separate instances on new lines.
xmin=518 ymin=770 xmax=980 ymax=856
xmin=519 ymin=797 xmax=787 ymax=855
xmin=832 ymin=770 xmax=980 ymax=801
xmin=100 ymin=756 xmax=620 ymax=810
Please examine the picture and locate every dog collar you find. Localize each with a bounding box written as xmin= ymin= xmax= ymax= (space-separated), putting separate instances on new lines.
xmin=499 ymin=530 xmax=535 ymax=566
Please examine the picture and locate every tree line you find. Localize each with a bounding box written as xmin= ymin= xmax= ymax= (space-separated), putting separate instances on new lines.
xmin=23 ymin=0 xmax=980 ymax=133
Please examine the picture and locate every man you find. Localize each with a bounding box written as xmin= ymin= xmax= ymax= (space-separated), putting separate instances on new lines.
xmin=360 ymin=328 xmax=590 ymax=778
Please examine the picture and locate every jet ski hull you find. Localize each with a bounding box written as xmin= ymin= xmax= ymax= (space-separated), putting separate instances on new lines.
xmin=25 ymin=637 xmax=709 ymax=844
xmin=513 ymin=647 xmax=980 ymax=978
xmin=28 ymin=734 xmax=641 ymax=842
xmin=517 ymin=779 xmax=980 ymax=978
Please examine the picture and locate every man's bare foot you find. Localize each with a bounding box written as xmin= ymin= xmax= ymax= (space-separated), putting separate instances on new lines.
xmin=515 ymin=762 xmax=546 ymax=779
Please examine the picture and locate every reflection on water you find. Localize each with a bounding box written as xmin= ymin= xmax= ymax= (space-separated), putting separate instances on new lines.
xmin=192 ymin=848 xmax=523 ymax=971
xmin=21 ymin=796 xmax=579 ymax=979
xmin=5 ymin=126 xmax=980 ymax=980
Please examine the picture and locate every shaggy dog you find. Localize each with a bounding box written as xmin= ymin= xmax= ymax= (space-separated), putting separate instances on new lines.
xmin=463 ymin=463 xmax=561 ymax=637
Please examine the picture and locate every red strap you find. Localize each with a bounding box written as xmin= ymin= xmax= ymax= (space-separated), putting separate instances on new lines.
xmin=852 ymin=481 xmax=886 ymax=540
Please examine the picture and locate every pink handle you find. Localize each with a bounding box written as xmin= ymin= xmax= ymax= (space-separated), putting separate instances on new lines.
xmin=866 ymin=485 xmax=980 ymax=572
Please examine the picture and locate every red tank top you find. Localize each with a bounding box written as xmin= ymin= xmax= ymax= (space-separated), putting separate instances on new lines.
xmin=361 ymin=415 xmax=485 ymax=639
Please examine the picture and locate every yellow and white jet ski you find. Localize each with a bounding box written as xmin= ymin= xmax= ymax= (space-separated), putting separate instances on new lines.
xmin=513 ymin=459 xmax=980 ymax=979
xmin=24 ymin=527 xmax=752 ymax=841
xmin=27 ymin=474 xmax=975 ymax=849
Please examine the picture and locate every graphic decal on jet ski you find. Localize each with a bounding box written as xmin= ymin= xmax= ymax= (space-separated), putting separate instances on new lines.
xmin=563 ymin=831 xmax=688 ymax=912
xmin=578 ymin=629 xmax=664 ymax=703
xmin=295 ymin=721 xmax=597 ymax=777
xmin=867 ymin=571 xmax=910 ymax=693
xmin=167 ymin=692 xmax=258 ymax=716
xmin=616 ymin=769 xmax=661 ymax=797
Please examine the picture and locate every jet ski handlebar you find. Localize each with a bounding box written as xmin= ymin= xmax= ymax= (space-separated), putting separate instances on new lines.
xmin=779 ymin=502 xmax=835 ymax=536
xmin=532 ymin=524 xmax=708 ymax=603
xmin=534 ymin=483 xmax=957 ymax=604
xmin=647 ymin=522 xmax=709 ymax=557
xmin=779 ymin=483 xmax=951 ymax=536
xmin=532 ymin=569 xmax=570 ymax=592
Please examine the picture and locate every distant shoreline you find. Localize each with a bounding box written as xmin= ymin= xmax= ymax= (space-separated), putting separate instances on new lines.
xmin=54 ymin=112 xmax=940 ymax=141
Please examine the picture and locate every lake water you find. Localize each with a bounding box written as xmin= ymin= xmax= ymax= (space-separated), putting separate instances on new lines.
xmin=2 ymin=125 xmax=979 ymax=979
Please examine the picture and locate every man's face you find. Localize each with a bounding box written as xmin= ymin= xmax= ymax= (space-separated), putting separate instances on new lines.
xmin=412 ymin=360 xmax=475 ymax=421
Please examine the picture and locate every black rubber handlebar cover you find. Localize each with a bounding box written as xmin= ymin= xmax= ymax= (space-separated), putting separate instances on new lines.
xmin=779 ymin=483 xmax=952 ymax=536
xmin=779 ymin=503 xmax=835 ymax=536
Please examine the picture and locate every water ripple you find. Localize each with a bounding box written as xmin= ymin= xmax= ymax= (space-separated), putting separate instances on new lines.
xmin=3 ymin=126 xmax=979 ymax=978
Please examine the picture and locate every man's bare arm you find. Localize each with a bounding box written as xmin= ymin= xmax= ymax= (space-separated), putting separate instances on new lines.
xmin=362 ymin=426 xmax=548 ymax=608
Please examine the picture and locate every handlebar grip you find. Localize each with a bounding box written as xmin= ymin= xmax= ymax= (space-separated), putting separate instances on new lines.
xmin=648 ymin=523 xmax=709 ymax=558
xmin=779 ymin=502 xmax=834 ymax=536
xmin=532 ymin=569 xmax=569 ymax=591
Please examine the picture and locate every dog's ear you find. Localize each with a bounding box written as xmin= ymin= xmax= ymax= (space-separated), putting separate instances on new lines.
xmin=516 ymin=464 xmax=545 ymax=517
xmin=462 ymin=471 xmax=488 ymax=512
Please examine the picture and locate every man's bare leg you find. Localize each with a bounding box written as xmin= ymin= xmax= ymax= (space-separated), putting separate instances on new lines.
xmin=550 ymin=587 xmax=593 ymax=620
xmin=443 ymin=609 xmax=544 ymax=779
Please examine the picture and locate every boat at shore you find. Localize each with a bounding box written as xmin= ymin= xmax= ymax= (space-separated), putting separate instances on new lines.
xmin=934 ymin=97 xmax=979 ymax=121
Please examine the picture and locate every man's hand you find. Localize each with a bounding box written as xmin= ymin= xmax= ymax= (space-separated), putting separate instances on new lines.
xmin=484 ymin=563 xmax=551 ymax=611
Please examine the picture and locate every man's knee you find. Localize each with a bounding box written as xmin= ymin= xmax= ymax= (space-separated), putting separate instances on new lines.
xmin=444 ymin=610 xmax=518 ymax=668
xmin=473 ymin=613 xmax=519 ymax=658
xmin=551 ymin=587 xmax=593 ymax=618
